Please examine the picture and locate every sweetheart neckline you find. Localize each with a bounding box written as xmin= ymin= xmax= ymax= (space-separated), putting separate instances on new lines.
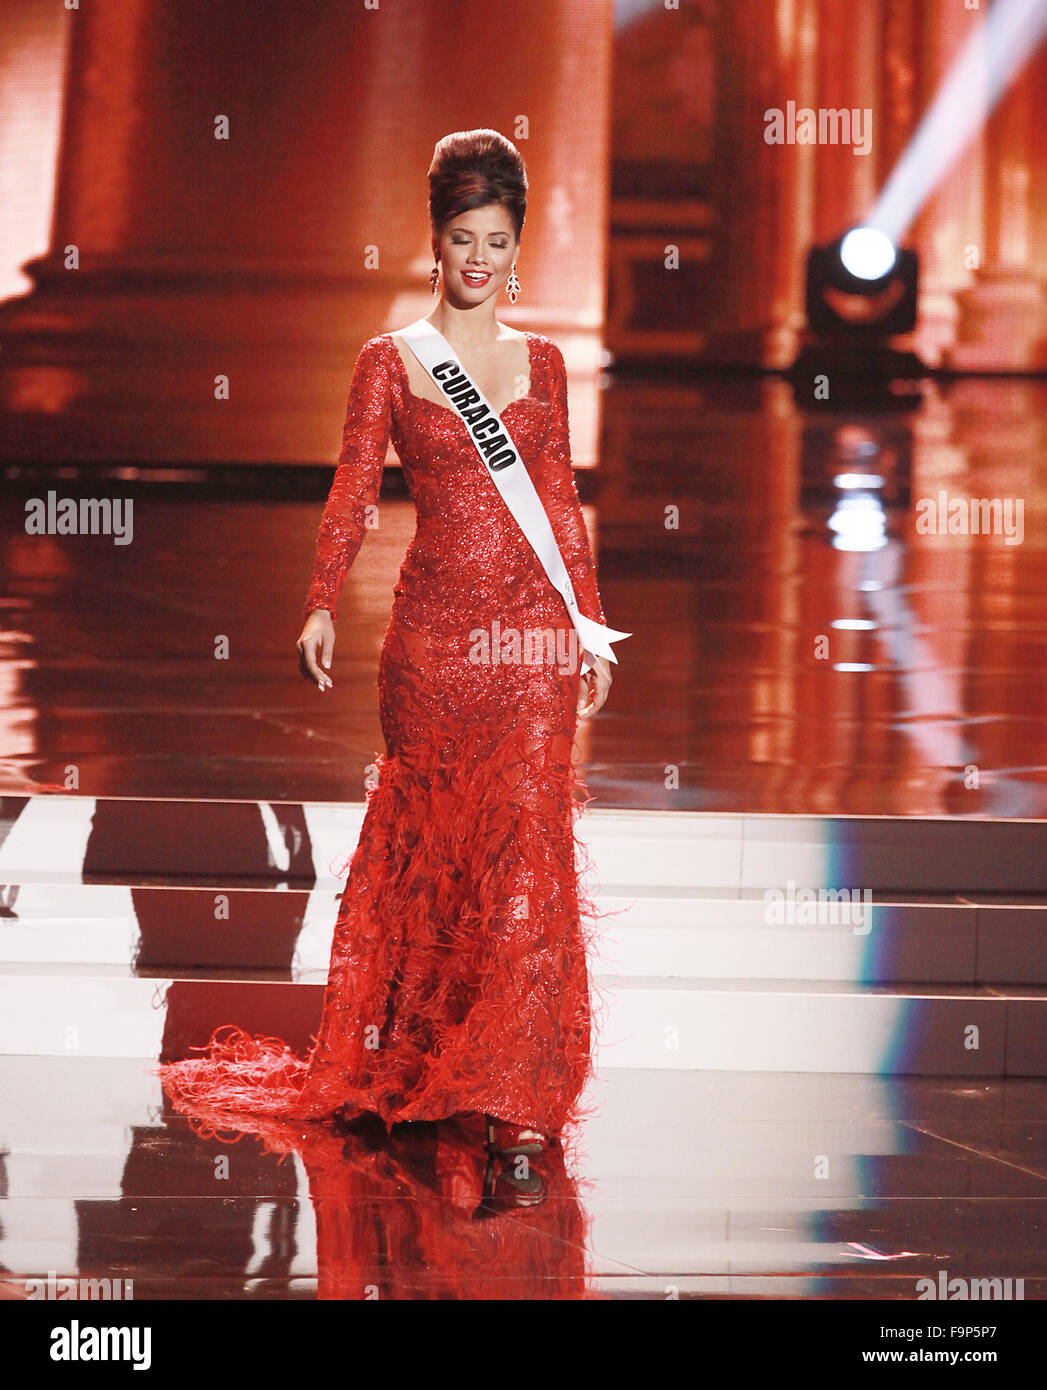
xmin=384 ymin=331 xmax=546 ymax=427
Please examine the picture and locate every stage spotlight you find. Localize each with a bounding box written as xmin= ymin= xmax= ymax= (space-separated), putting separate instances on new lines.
xmin=791 ymin=228 xmax=924 ymax=405
xmin=839 ymin=228 xmax=897 ymax=282
xmin=791 ymin=0 xmax=1047 ymax=405
xmin=804 ymin=230 xmax=917 ymax=337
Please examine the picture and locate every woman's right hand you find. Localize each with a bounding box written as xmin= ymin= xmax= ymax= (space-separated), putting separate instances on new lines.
xmin=297 ymin=609 xmax=335 ymax=691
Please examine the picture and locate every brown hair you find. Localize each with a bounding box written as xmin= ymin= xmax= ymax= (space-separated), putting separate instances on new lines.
xmin=428 ymin=128 xmax=527 ymax=247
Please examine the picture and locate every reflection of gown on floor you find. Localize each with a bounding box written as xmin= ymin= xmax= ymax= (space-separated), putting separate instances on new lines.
xmin=210 ymin=1113 xmax=595 ymax=1300
xmin=168 ymin=1112 xmax=595 ymax=1295
xmin=158 ymin=330 xmax=612 ymax=1138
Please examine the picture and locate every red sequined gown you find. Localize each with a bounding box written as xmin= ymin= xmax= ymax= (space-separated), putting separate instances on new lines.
xmin=158 ymin=330 xmax=609 ymax=1140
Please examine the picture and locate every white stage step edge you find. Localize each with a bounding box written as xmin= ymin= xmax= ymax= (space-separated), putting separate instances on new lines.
xmin=3 ymin=882 xmax=1046 ymax=985
xmin=5 ymin=796 xmax=1047 ymax=893
xmin=0 ymin=969 xmax=1041 ymax=1073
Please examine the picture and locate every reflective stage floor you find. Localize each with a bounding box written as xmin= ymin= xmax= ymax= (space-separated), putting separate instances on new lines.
xmin=3 ymin=374 xmax=1047 ymax=816
xmin=3 ymin=1063 xmax=1047 ymax=1300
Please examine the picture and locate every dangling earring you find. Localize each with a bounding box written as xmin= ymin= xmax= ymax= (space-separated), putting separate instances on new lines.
xmin=506 ymin=262 xmax=521 ymax=304
xmin=431 ymin=262 xmax=440 ymax=295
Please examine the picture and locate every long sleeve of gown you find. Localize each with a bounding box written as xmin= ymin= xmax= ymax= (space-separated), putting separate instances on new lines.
xmin=534 ymin=342 xmax=607 ymax=628
xmin=303 ymin=337 xmax=392 ymax=624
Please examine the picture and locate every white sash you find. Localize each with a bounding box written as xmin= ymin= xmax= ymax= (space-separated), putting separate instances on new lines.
xmin=398 ymin=318 xmax=631 ymax=674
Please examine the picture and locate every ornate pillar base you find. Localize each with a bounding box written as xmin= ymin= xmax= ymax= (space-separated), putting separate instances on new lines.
xmin=0 ymin=258 xmax=406 ymax=464
xmin=945 ymin=268 xmax=1047 ymax=373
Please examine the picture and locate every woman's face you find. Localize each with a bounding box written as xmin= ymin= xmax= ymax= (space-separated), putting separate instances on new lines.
xmin=435 ymin=204 xmax=519 ymax=305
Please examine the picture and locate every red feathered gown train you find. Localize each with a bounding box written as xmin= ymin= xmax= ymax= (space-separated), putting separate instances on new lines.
xmin=157 ymin=330 xmax=610 ymax=1138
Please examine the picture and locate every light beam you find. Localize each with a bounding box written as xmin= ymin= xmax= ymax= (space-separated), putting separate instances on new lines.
xmin=868 ymin=0 xmax=1047 ymax=242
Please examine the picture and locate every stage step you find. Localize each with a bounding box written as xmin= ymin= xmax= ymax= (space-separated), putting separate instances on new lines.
xmin=2 ymin=794 xmax=1046 ymax=1073
xmin=4 ymin=794 xmax=1047 ymax=893
xmin=1 ymin=880 xmax=1046 ymax=984
xmin=0 ymin=964 xmax=1042 ymax=1073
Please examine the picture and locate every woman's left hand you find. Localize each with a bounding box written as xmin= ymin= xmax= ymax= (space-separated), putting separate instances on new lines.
xmin=578 ymin=653 xmax=612 ymax=718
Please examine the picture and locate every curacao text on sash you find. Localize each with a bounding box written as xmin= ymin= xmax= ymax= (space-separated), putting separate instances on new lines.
xmin=429 ymin=359 xmax=518 ymax=471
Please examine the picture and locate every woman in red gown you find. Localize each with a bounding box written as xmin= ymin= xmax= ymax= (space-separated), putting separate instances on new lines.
xmin=158 ymin=129 xmax=618 ymax=1160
